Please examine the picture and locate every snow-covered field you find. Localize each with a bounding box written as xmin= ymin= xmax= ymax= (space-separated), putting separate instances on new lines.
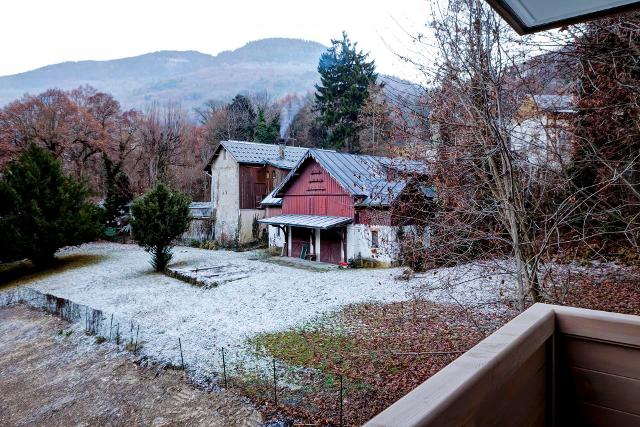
xmin=2 ymin=242 xmax=514 ymax=379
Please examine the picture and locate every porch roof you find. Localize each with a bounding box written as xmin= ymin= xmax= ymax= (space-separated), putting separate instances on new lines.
xmin=258 ymin=214 xmax=352 ymax=230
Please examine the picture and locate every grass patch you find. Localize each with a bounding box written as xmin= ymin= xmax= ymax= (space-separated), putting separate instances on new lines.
xmin=251 ymin=329 xmax=355 ymax=370
xmin=244 ymin=300 xmax=511 ymax=425
xmin=0 ymin=253 xmax=105 ymax=289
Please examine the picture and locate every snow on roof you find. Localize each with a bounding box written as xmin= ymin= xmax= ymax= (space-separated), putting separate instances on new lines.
xmin=260 ymin=189 xmax=282 ymax=207
xmin=270 ymin=149 xmax=431 ymax=207
xmin=258 ymin=214 xmax=353 ymax=229
xmin=532 ymin=94 xmax=576 ymax=113
xmin=189 ymin=201 xmax=212 ymax=218
xmin=203 ymin=140 xmax=308 ymax=172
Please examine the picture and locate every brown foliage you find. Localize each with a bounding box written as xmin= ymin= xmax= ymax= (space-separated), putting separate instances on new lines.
xmin=0 ymin=87 xmax=210 ymax=201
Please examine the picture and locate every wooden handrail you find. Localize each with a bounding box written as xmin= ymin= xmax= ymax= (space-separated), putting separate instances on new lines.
xmin=365 ymin=304 xmax=640 ymax=427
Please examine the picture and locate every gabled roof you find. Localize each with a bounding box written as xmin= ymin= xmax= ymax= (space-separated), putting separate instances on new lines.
xmin=270 ymin=149 xmax=430 ymax=207
xmin=203 ymin=140 xmax=308 ymax=172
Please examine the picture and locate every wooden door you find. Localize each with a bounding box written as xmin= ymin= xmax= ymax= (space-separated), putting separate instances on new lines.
xmin=320 ymin=229 xmax=344 ymax=264
xmin=290 ymin=227 xmax=310 ymax=259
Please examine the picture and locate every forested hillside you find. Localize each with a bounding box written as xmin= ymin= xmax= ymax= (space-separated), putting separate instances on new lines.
xmin=0 ymin=39 xmax=327 ymax=110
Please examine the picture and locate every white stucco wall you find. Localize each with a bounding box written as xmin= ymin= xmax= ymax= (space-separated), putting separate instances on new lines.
xmin=512 ymin=116 xmax=572 ymax=170
xmin=347 ymin=224 xmax=401 ymax=267
xmin=210 ymin=149 xmax=240 ymax=244
xmin=238 ymin=209 xmax=266 ymax=244
xmin=268 ymin=225 xmax=286 ymax=250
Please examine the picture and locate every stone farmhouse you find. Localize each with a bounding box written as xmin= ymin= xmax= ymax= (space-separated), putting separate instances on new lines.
xmin=203 ymin=140 xmax=308 ymax=245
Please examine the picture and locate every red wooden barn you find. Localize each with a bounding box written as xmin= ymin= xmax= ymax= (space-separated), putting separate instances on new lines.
xmin=259 ymin=149 xmax=433 ymax=265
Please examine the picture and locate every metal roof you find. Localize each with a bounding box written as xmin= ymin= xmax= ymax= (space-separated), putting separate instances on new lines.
xmin=204 ymin=140 xmax=308 ymax=172
xmin=258 ymin=214 xmax=352 ymax=229
xmin=532 ymin=95 xmax=576 ymax=114
xmin=260 ymin=189 xmax=282 ymax=207
xmin=189 ymin=201 xmax=213 ymax=218
xmin=271 ymin=149 xmax=430 ymax=207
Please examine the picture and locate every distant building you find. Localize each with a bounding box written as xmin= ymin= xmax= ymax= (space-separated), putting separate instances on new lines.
xmin=259 ymin=149 xmax=433 ymax=266
xmin=181 ymin=202 xmax=214 ymax=243
xmin=203 ymin=140 xmax=308 ymax=245
xmin=512 ymin=94 xmax=576 ymax=169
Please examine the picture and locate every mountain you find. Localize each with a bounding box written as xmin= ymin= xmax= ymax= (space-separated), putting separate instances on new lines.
xmin=0 ymin=38 xmax=328 ymax=111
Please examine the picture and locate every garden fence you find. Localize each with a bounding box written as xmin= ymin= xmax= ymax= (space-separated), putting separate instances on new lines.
xmin=0 ymin=287 xmax=375 ymax=425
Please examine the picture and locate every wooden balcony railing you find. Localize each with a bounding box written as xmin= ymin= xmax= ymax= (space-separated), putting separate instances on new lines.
xmin=365 ymin=303 xmax=640 ymax=427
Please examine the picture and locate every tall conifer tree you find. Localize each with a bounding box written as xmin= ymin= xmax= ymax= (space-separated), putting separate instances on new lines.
xmin=315 ymin=32 xmax=378 ymax=152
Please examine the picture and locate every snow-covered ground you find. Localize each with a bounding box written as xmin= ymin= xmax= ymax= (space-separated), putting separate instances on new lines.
xmin=2 ymin=242 xmax=515 ymax=379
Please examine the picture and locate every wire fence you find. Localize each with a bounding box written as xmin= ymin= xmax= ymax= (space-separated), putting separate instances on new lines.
xmin=0 ymin=287 xmax=372 ymax=425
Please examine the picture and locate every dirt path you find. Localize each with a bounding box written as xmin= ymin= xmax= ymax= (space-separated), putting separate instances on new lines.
xmin=0 ymin=305 xmax=262 ymax=427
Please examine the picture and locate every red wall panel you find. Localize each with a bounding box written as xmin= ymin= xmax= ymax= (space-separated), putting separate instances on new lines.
xmin=281 ymin=159 xmax=355 ymax=218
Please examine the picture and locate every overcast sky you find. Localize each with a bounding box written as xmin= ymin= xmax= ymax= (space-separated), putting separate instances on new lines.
xmin=1 ymin=0 xmax=430 ymax=80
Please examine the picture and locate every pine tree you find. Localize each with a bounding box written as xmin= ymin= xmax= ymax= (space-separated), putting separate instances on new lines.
xmin=314 ymin=32 xmax=379 ymax=152
xmin=103 ymin=154 xmax=133 ymax=227
xmin=253 ymin=110 xmax=280 ymax=144
xmin=0 ymin=144 xmax=103 ymax=265
xmin=130 ymin=183 xmax=191 ymax=271
xmin=226 ymin=94 xmax=256 ymax=140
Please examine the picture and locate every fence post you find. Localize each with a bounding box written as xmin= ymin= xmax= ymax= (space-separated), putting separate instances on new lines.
xmin=340 ymin=374 xmax=343 ymax=427
xmin=116 ymin=323 xmax=120 ymax=345
xmin=134 ymin=325 xmax=140 ymax=354
xmin=109 ymin=314 xmax=113 ymax=341
xmin=273 ymin=359 xmax=278 ymax=407
xmin=221 ymin=347 xmax=228 ymax=388
xmin=179 ymin=338 xmax=185 ymax=370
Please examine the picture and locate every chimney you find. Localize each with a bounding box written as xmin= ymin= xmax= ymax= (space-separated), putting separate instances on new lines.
xmin=278 ymin=138 xmax=285 ymax=159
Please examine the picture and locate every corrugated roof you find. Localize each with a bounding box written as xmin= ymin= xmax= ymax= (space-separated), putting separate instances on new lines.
xmin=203 ymin=140 xmax=308 ymax=172
xmin=270 ymin=149 xmax=431 ymax=207
xmin=258 ymin=214 xmax=352 ymax=229
xmin=532 ymin=95 xmax=576 ymax=113
xmin=189 ymin=201 xmax=212 ymax=218
xmin=260 ymin=189 xmax=282 ymax=206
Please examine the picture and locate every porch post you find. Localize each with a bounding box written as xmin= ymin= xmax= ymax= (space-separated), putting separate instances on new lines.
xmin=315 ymin=228 xmax=321 ymax=261
xmin=287 ymin=226 xmax=292 ymax=257
xmin=342 ymin=227 xmax=348 ymax=263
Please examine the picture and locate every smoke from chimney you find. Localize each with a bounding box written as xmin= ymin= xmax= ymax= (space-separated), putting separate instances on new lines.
xmin=279 ymin=96 xmax=305 ymax=139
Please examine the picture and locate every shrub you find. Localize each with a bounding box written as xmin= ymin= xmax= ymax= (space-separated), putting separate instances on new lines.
xmin=130 ymin=183 xmax=191 ymax=271
xmin=0 ymin=144 xmax=103 ymax=266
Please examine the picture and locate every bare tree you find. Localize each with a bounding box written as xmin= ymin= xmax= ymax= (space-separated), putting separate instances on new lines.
xmin=137 ymin=102 xmax=187 ymax=187
xmin=395 ymin=0 xmax=621 ymax=308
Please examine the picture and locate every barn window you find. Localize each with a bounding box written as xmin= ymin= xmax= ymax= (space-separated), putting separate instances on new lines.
xmin=371 ymin=230 xmax=379 ymax=248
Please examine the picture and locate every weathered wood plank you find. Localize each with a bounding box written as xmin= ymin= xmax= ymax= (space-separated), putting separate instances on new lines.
xmin=561 ymin=336 xmax=640 ymax=379
xmin=575 ymin=402 xmax=640 ymax=427
xmin=365 ymin=304 xmax=555 ymax=427
xmin=568 ymin=367 xmax=640 ymax=416
xmin=554 ymin=306 xmax=640 ymax=347
xmin=473 ymin=345 xmax=546 ymax=426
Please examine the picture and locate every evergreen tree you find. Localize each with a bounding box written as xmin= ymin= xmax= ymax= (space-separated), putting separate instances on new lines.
xmin=226 ymin=94 xmax=256 ymax=140
xmin=0 ymin=144 xmax=102 ymax=265
xmin=130 ymin=183 xmax=191 ymax=271
xmin=268 ymin=114 xmax=280 ymax=143
xmin=253 ymin=110 xmax=280 ymax=144
xmin=103 ymin=154 xmax=133 ymax=227
xmin=314 ymin=32 xmax=378 ymax=152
